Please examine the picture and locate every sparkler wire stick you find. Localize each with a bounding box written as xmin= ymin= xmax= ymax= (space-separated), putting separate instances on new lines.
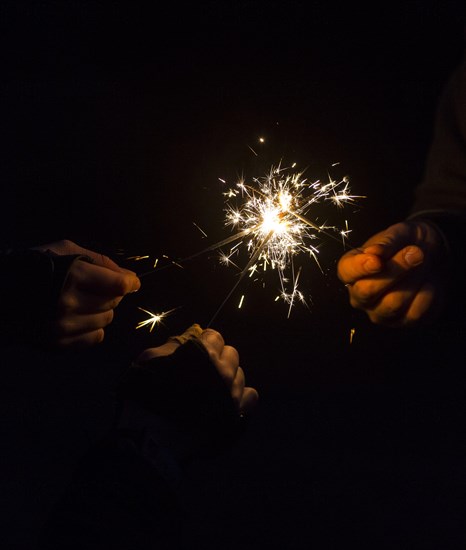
xmin=138 ymin=228 xmax=253 ymax=279
xmin=136 ymin=164 xmax=364 ymax=327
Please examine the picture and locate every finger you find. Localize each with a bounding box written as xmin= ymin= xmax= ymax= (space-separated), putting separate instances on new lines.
xmin=55 ymin=310 xmax=114 ymax=337
xmin=364 ymin=265 xmax=432 ymax=325
xmin=137 ymin=341 xmax=181 ymax=362
xmin=59 ymin=291 xmax=124 ymax=314
xmin=231 ymin=367 xmax=246 ymax=408
xmin=136 ymin=325 xmax=204 ymax=363
xmin=337 ymin=251 xmax=383 ymax=284
xmin=403 ymin=281 xmax=438 ymax=326
xmin=239 ymin=387 xmax=259 ymax=415
xmin=68 ymin=260 xmax=141 ymax=296
xmin=366 ymin=284 xmax=419 ymax=325
xmin=35 ymin=240 xmax=125 ymax=272
xmin=56 ymin=328 xmax=105 ymax=349
xmin=350 ymin=245 xmax=425 ymax=307
xmin=360 ymin=222 xmax=418 ymax=260
xmin=81 ymin=251 xmax=125 ymax=273
xmin=199 ymin=328 xmax=225 ymax=360
xmin=215 ymin=345 xmax=240 ymax=384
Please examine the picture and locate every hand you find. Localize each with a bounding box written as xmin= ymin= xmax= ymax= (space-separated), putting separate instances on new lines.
xmin=137 ymin=325 xmax=259 ymax=417
xmin=35 ymin=240 xmax=141 ymax=348
xmin=117 ymin=326 xmax=258 ymax=471
xmin=337 ymin=220 xmax=446 ymax=327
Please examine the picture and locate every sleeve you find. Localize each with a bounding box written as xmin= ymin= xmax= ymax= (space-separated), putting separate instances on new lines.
xmin=39 ymin=340 xmax=243 ymax=549
xmin=411 ymin=53 xmax=466 ymax=216
xmin=38 ymin=434 xmax=185 ymax=550
xmin=0 ymin=249 xmax=85 ymax=346
xmin=408 ymin=53 xmax=466 ymax=316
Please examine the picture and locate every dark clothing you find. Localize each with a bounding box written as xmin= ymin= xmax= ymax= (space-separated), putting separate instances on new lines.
xmin=410 ymin=54 xmax=466 ymax=317
xmin=412 ymin=55 xmax=466 ymax=215
xmin=0 ymin=249 xmax=81 ymax=346
xmin=39 ymin=436 xmax=184 ymax=550
xmin=37 ymin=341 xmax=241 ymax=549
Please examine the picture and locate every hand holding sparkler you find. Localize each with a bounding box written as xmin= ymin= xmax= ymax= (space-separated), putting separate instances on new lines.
xmin=135 ymin=325 xmax=259 ymax=419
xmin=337 ymin=220 xmax=446 ymax=326
xmin=34 ymin=240 xmax=141 ymax=348
xmin=118 ymin=325 xmax=258 ymax=460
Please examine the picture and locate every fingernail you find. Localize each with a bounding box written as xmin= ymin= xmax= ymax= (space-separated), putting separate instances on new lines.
xmin=404 ymin=246 xmax=424 ymax=267
xmin=363 ymin=256 xmax=381 ymax=273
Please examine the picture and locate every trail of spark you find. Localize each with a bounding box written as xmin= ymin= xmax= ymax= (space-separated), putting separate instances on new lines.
xmin=207 ymin=231 xmax=274 ymax=327
xmin=291 ymin=211 xmax=363 ymax=252
xmin=138 ymin=228 xmax=253 ymax=278
xmin=287 ymin=265 xmax=302 ymax=318
xmin=193 ymin=222 xmax=208 ymax=237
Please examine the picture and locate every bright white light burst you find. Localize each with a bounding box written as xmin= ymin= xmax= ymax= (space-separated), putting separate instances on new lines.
xmin=136 ymin=307 xmax=176 ymax=332
xmin=219 ymin=164 xmax=362 ymax=316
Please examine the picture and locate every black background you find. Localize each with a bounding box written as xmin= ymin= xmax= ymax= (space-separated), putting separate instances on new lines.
xmin=2 ymin=1 xmax=466 ymax=548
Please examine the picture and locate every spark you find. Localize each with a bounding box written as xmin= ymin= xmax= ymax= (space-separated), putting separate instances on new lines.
xmin=136 ymin=307 xmax=176 ymax=332
xmin=127 ymin=255 xmax=150 ymax=261
xmin=193 ymin=222 xmax=208 ymax=238
xmin=238 ymin=295 xmax=245 ymax=308
xmin=137 ymin=163 xmax=363 ymax=322
xmin=212 ymin=163 xmax=362 ymax=318
xmin=219 ymin=249 xmax=241 ymax=270
xmin=350 ymin=327 xmax=356 ymax=344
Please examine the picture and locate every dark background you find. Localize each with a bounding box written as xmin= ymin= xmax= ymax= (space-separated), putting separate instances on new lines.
xmin=2 ymin=1 xmax=466 ymax=548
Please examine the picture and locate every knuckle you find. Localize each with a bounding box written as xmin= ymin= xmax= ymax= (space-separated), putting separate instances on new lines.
xmin=103 ymin=309 xmax=114 ymax=326
xmin=225 ymin=344 xmax=240 ymax=364
xmin=349 ymin=295 xmax=366 ymax=311
xmin=117 ymin=273 xmax=134 ymax=295
xmin=231 ymin=387 xmax=242 ymax=406
xmin=58 ymin=292 xmax=78 ymax=312
xmin=352 ymin=281 xmax=377 ymax=303
xmin=221 ymin=368 xmax=236 ymax=385
xmin=201 ymin=328 xmax=225 ymax=348
xmin=69 ymin=259 xmax=90 ymax=280
xmin=100 ymin=254 xmax=113 ymax=268
xmin=58 ymin=239 xmax=75 ymax=250
xmin=368 ymin=311 xmax=384 ymax=325
xmin=380 ymin=294 xmax=405 ymax=319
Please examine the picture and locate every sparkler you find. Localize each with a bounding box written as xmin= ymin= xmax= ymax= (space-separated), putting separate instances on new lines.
xmin=136 ymin=162 xmax=363 ymax=327
xmin=207 ymin=164 xmax=363 ymax=322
